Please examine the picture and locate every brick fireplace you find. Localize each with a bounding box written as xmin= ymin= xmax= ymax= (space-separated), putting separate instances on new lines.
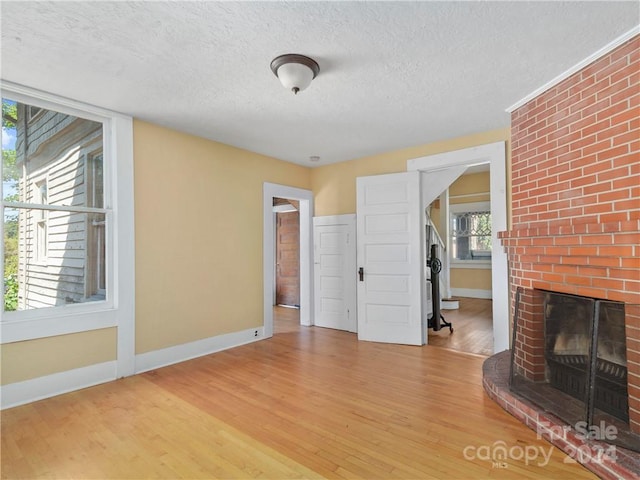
xmin=499 ymin=32 xmax=640 ymax=441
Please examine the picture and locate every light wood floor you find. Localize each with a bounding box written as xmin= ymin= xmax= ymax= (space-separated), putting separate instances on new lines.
xmin=1 ymin=307 xmax=595 ymax=479
xmin=427 ymin=297 xmax=494 ymax=356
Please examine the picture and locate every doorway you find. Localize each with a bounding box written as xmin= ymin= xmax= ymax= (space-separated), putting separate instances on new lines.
xmin=274 ymin=198 xmax=300 ymax=308
xmin=407 ymin=141 xmax=509 ymax=354
xmin=424 ymin=166 xmax=495 ymax=356
xmin=263 ymin=183 xmax=313 ymax=338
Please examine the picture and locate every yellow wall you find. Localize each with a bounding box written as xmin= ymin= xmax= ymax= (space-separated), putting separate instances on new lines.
xmin=311 ymin=128 xmax=509 ymax=216
xmin=449 ymin=172 xmax=490 ymax=204
xmin=450 ymin=268 xmax=492 ymax=290
xmin=134 ymin=120 xmax=310 ymax=354
xmin=1 ymin=328 xmax=116 ymax=385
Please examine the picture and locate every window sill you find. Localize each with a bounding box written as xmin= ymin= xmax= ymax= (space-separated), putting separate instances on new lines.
xmin=1 ymin=302 xmax=116 ymax=343
xmin=450 ymin=260 xmax=492 ymax=270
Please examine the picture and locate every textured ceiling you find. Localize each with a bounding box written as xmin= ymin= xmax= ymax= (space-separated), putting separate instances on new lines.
xmin=1 ymin=1 xmax=638 ymax=166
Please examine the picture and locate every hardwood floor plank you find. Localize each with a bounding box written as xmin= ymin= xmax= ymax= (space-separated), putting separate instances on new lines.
xmin=1 ymin=307 xmax=597 ymax=479
xmin=428 ymin=297 xmax=494 ymax=356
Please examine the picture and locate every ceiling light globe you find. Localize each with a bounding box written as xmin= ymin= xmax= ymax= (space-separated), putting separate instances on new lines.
xmin=271 ymin=54 xmax=320 ymax=95
xmin=276 ymin=62 xmax=314 ymax=94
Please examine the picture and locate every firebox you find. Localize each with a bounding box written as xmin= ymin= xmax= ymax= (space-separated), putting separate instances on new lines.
xmin=510 ymin=288 xmax=640 ymax=452
xmin=544 ymin=292 xmax=628 ymax=422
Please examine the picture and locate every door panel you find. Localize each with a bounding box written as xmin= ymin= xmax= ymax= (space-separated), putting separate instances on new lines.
xmin=276 ymin=211 xmax=300 ymax=307
xmin=356 ymin=171 xmax=424 ymax=345
xmin=313 ymin=215 xmax=356 ymax=332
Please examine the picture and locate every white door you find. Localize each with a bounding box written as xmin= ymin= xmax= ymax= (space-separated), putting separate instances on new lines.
xmin=313 ymin=215 xmax=357 ymax=332
xmin=356 ymin=171 xmax=424 ymax=345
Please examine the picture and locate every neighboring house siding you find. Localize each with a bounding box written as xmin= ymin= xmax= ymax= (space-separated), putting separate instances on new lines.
xmin=16 ymin=104 xmax=102 ymax=309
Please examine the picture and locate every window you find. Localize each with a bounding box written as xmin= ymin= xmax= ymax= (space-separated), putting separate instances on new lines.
xmin=450 ymin=202 xmax=492 ymax=266
xmin=2 ymin=97 xmax=107 ymax=311
xmin=1 ymin=83 xmax=134 ymax=377
xmin=27 ymin=105 xmax=43 ymax=121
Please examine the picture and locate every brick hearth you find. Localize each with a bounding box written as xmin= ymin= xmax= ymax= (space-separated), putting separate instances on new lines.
xmin=484 ymin=352 xmax=640 ymax=479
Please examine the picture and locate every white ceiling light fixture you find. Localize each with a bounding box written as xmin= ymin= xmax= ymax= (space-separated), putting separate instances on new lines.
xmin=270 ymin=54 xmax=320 ymax=95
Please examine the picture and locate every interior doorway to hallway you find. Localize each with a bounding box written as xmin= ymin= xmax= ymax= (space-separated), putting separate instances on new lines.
xmin=274 ymin=198 xmax=300 ymax=309
xmin=263 ymin=183 xmax=313 ymax=338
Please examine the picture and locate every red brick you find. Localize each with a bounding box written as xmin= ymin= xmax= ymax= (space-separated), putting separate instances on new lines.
xmin=566 ymin=275 xmax=593 ymax=286
xmin=610 ymin=267 xmax=640 ymax=281
xmin=584 ymin=202 xmax=612 ymax=215
xmin=570 ymin=113 xmax=598 ymax=133
xmin=612 ymin=107 xmax=640 ymax=125
xmin=580 ymin=54 xmax=612 ymax=79
xmin=582 ymin=138 xmax=613 ymax=156
xmin=569 ymin=246 xmax=598 ymax=256
xmin=597 ymin=144 xmax=630 ymax=162
xmin=595 ymin=55 xmax=630 ymax=82
xmin=599 ymin=245 xmax=634 ymax=257
xmin=614 ymin=232 xmax=640 ymax=244
xmin=614 ymin=198 xmax=640 ymax=211
xmin=597 ymin=77 xmax=631 ymax=102
xmin=612 ymin=175 xmax=638 ymax=189
xmin=583 ymin=159 xmax=613 ymax=175
xmin=611 ymin=84 xmax=640 ymax=106
xmin=600 ymin=212 xmax=630 ymax=224
xmin=598 ymin=189 xmax=631 ymax=202
xmin=598 ymin=122 xmax=631 ymax=142
xmin=584 ymin=181 xmax=613 ymax=195
xmin=613 ymin=152 xmax=640 ymax=167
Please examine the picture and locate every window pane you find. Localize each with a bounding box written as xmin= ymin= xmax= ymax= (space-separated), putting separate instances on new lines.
xmin=3 ymin=208 xmax=19 ymax=311
xmin=3 ymin=208 xmax=106 ymax=312
xmin=451 ymin=211 xmax=492 ymax=261
xmin=3 ymin=98 xmax=108 ymax=313
xmin=2 ymin=98 xmax=103 ymax=208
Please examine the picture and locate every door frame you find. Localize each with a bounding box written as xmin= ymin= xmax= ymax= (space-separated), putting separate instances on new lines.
xmin=407 ymin=141 xmax=509 ymax=353
xmin=263 ymin=183 xmax=313 ymax=337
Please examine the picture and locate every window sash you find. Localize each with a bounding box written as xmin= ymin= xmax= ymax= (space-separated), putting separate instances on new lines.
xmin=2 ymin=92 xmax=113 ymax=318
xmin=450 ymin=202 xmax=492 ymax=264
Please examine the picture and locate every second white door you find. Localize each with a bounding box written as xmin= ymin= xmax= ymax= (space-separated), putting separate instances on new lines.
xmin=313 ymin=215 xmax=357 ymax=332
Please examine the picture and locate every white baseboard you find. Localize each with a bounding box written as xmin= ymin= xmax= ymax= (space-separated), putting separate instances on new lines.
xmin=135 ymin=326 xmax=265 ymax=374
xmin=451 ymin=288 xmax=492 ymax=299
xmin=1 ymin=361 xmax=116 ymax=410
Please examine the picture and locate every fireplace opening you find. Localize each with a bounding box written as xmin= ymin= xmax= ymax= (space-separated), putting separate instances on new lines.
xmin=510 ymin=288 xmax=640 ymax=452
xmin=544 ymin=292 xmax=628 ymax=423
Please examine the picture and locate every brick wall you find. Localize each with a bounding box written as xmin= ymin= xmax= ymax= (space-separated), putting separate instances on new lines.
xmin=500 ymin=36 xmax=640 ymax=432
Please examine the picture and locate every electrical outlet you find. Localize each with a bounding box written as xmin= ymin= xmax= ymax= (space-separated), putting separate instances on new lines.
xmin=254 ymin=330 xmax=258 ymax=337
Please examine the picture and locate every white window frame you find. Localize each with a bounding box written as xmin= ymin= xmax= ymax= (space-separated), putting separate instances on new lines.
xmin=86 ymin=150 xmax=106 ymax=299
xmin=0 ymin=82 xmax=135 ymax=377
xmin=32 ymin=175 xmax=49 ymax=265
xmin=450 ymin=201 xmax=492 ymax=269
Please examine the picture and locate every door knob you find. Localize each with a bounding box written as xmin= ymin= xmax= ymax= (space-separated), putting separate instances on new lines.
xmin=358 ymin=267 xmax=364 ymax=282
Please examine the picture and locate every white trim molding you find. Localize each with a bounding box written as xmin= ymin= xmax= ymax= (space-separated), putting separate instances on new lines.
xmin=1 ymin=361 xmax=116 ymax=409
xmin=507 ymin=26 xmax=640 ymax=112
xmin=135 ymin=327 xmax=265 ymax=374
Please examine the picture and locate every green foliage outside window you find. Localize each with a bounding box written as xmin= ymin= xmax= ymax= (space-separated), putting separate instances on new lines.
xmin=3 ymin=98 xmax=19 ymax=310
